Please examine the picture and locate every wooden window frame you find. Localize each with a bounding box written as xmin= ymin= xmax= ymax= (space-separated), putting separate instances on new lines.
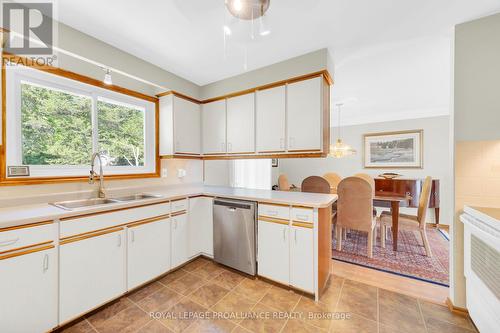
xmin=0 ymin=53 xmax=160 ymax=186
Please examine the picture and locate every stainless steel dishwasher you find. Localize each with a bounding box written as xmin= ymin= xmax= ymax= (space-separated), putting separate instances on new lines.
xmin=213 ymin=198 xmax=257 ymax=275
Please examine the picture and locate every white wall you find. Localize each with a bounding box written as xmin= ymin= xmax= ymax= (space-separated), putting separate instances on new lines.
xmin=278 ymin=116 xmax=451 ymax=225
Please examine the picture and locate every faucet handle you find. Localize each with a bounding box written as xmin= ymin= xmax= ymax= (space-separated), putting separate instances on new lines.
xmin=89 ymin=171 xmax=95 ymax=184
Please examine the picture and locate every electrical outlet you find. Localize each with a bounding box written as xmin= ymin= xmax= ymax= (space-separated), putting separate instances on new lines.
xmin=177 ymin=168 xmax=186 ymax=178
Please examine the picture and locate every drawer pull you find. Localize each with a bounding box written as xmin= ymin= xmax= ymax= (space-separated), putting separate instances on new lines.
xmin=0 ymin=238 xmax=19 ymax=247
xmin=267 ymin=211 xmax=278 ymax=217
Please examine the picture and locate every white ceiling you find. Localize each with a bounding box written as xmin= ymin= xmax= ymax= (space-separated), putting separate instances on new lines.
xmin=57 ymin=0 xmax=500 ymax=86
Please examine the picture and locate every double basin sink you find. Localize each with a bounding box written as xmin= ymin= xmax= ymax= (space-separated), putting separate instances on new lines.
xmin=51 ymin=194 xmax=162 ymax=211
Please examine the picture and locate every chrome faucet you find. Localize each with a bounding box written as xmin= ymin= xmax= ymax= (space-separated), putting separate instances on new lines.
xmin=89 ymin=152 xmax=106 ymax=198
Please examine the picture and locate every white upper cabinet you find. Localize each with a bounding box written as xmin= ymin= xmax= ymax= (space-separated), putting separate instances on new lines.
xmin=173 ymin=96 xmax=201 ymax=154
xmin=159 ymin=94 xmax=201 ymax=156
xmin=226 ymin=93 xmax=255 ymax=154
xmin=256 ymin=86 xmax=286 ymax=152
xmin=286 ymin=76 xmax=323 ymax=151
xmin=202 ymin=100 xmax=226 ymax=154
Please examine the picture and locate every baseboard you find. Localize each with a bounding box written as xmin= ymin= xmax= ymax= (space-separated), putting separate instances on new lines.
xmin=446 ymin=297 xmax=469 ymax=317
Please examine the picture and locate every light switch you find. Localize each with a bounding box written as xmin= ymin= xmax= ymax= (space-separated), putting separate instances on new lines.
xmin=177 ymin=168 xmax=186 ymax=178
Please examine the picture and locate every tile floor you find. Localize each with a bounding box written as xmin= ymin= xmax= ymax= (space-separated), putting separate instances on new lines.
xmin=57 ymin=257 xmax=477 ymax=333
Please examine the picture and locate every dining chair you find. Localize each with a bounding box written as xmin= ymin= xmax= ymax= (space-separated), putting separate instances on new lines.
xmin=336 ymin=176 xmax=378 ymax=258
xmin=278 ymin=174 xmax=291 ymax=191
xmin=379 ymin=176 xmax=433 ymax=256
xmin=301 ymin=176 xmax=331 ymax=194
xmin=354 ymin=173 xmax=377 ymax=218
xmin=323 ymin=172 xmax=342 ymax=194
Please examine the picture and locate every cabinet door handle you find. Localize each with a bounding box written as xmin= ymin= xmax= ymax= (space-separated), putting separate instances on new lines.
xmin=43 ymin=253 xmax=49 ymax=272
xmin=117 ymin=234 xmax=122 ymax=247
xmin=294 ymin=229 xmax=297 ymax=243
xmin=221 ymin=142 xmax=225 ymax=151
xmin=0 ymin=237 xmax=19 ymax=247
xmin=280 ymin=138 xmax=284 ymax=149
xmin=228 ymin=142 xmax=232 ymax=152
xmin=289 ymin=137 xmax=294 ymax=149
xmin=174 ymin=219 xmax=177 ymax=229
xmin=131 ymin=230 xmax=135 ymax=243
xmin=283 ymin=227 xmax=286 ymax=241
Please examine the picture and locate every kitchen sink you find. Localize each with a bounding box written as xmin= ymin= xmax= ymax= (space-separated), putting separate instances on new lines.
xmin=51 ymin=198 xmax=120 ymax=210
xmin=113 ymin=194 xmax=162 ymax=202
xmin=50 ymin=193 xmax=162 ymax=210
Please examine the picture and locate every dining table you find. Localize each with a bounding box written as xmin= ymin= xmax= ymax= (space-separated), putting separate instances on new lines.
xmin=373 ymin=195 xmax=410 ymax=251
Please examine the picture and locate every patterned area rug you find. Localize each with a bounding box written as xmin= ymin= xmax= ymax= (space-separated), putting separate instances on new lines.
xmin=332 ymin=226 xmax=449 ymax=286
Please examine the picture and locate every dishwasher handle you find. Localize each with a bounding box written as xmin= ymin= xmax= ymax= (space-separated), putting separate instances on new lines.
xmin=214 ymin=199 xmax=254 ymax=210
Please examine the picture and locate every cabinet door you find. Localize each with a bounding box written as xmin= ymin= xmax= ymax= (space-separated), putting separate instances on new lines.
xmin=227 ymin=93 xmax=255 ymax=153
xmin=174 ymin=96 xmax=201 ymax=154
xmin=159 ymin=94 xmax=174 ymax=156
xmin=256 ymin=86 xmax=286 ymax=152
xmin=202 ymin=100 xmax=226 ymax=154
xmin=0 ymin=247 xmax=57 ymax=333
xmin=188 ymin=197 xmax=214 ymax=258
xmin=257 ymin=220 xmax=289 ymax=284
xmin=290 ymin=226 xmax=314 ymax=293
xmin=287 ymin=77 xmax=322 ymax=151
xmin=171 ymin=213 xmax=189 ymax=268
xmin=60 ymin=229 xmax=126 ymax=323
xmin=127 ymin=218 xmax=171 ymax=290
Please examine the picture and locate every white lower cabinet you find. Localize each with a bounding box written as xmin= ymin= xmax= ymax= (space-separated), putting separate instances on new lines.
xmin=290 ymin=225 xmax=314 ymax=292
xmin=189 ymin=197 xmax=214 ymax=258
xmin=0 ymin=247 xmax=57 ymax=333
xmin=127 ymin=218 xmax=171 ymax=290
xmin=171 ymin=212 xmax=189 ymax=268
xmin=257 ymin=220 xmax=290 ymax=285
xmin=257 ymin=220 xmax=314 ymax=293
xmin=59 ymin=228 xmax=126 ymax=323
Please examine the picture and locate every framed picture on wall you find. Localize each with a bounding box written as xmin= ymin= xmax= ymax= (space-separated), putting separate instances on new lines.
xmin=363 ymin=130 xmax=423 ymax=168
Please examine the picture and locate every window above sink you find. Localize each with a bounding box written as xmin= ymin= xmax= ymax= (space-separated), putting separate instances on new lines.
xmin=2 ymin=63 xmax=158 ymax=183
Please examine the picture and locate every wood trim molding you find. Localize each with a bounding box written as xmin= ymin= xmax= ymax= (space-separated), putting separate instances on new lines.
xmin=292 ymin=221 xmax=314 ymax=228
xmin=202 ymin=152 xmax=326 ymax=160
xmin=60 ymin=227 xmax=123 ymax=245
xmin=445 ymin=297 xmax=469 ymax=317
xmin=156 ymin=69 xmax=334 ymax=105
xmin=0 ymin=52 xmax=161 ymax=186
xmin=171 ymin=210 xmax=187 ymax=217
xmin=127 ymin=214 xmax=170 ymax=228
xmin=0 ymin=244 xmax=54 ymax=260
xmin=258 ymin=216 xmax=290 ymax=225
xmin=0 ymin=240 xmax=53 ymax=255
xmin=0 ymin=220 xmax=52 ymax=232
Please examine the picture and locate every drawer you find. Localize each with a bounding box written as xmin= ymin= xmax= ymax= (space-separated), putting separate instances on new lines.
xmin=0 ymin=222 xmax=55 ymax=253
xmin=258 ymin=204 xmax=290 ymax=220
xmin=171 ymin=199 xmax=188 ymax=213
xmin=60 ymin=203 xmax=170 ymax=239
xmin=291 ymin=207 xmax=314 ymax=223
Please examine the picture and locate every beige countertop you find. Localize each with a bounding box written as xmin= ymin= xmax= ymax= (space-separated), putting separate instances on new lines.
xmin=0 ymin=185 xmax=337 ymax=229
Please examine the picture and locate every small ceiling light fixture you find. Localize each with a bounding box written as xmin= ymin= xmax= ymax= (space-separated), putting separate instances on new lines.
xmin=329 ymin=103 xmax=357 ymax=158
xmin=225 ymin=0 xmax=270 ymax=20
xmin=103 ymin=68 xmax=112 ymax=85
